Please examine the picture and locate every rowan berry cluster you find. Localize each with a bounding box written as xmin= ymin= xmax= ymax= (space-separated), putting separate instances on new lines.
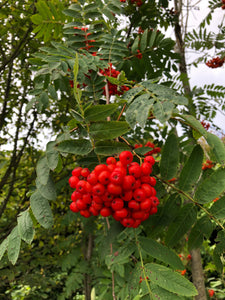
xmin=73 ymin=26 xmax=96 ymax=51
xmin=206 ymin=56 xmax=225 ymax=68
xmin=202 ymin=159 xmax=214 ymax=170
xmin=69 ymin=151 xmax=159 ymax=228
xmin=134 ymin=141 xmax=161 ymax=156
xmin=208 ymin=289 xmax=215 ymax=297
xmin=201 ymin=120 xmax=210 ymax=130
xmin=120 ymin=0 xmax=143 ymax=6
xmin=99 ymin=63 xmax=130 ymax=96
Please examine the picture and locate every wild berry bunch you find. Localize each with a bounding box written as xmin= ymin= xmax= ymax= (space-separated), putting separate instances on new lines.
xmin=69 ymin=151 xmax=159 ymax=228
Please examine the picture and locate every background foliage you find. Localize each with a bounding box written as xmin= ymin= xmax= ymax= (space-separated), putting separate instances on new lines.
xmin=0 ymin=0 xmax=225 ymax=299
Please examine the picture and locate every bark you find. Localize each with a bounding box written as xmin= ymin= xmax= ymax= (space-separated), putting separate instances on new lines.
xmin=84 ymin=234 xmax=94 ymax=300
xmin=190 ymin=248 xmax=207 ymax=300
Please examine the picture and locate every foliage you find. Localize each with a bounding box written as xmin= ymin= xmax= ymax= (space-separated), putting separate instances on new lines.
xmin=0 ymin=0 xmax=225 ymax=299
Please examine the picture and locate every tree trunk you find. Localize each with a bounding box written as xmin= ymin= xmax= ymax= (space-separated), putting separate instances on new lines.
xmin=190 ymin=248 xmax=207 ymax=300
xmin=84 ymin=234 xmax=94 ymax=300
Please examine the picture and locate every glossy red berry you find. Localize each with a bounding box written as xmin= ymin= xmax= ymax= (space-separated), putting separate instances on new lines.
xmin=100 ymin=207 xmax=112 ymax=217
xmin=98 ymin=170 xmax=111 ymax=185
xmin=114 ymin=208 xmax=128 ymax=219
xmin=144 ymin=156 xmax=155 ymax=165
xmin=111 ymin=198 xmax=124 ymax=210
xmin=123 ymin=175 xmax=136 ymax=190
xmin=110 ymin=170 xmax=124 ymax=185
xmin=92 ymin=183 xmax=105 ymax=195
xmin=106 ymin=156 xmax=117 ymax=165
xmin=70 ymin=201 xmax=79 ymax=212
xmin=72 ymin=167 xmax=82 ymax=177
xmin=107 ymin=183 xmax=122 ymax=195
xmin=80 ymin=168 xmax=90 ymax=177
xmin=129 ymin=164 xmax=142 ymax=178
xmin=133 ymin=188 xmax=146 ymax=202
xmin=119 ymin=151 xmax=133 ymax=166
xmin=69 ymin=176 xmax=79 ymax=188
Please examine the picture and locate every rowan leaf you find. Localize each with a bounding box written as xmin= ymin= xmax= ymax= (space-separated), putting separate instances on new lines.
xmin=210 ymin=195 xmax=225 ymax=219
xmin=179 ymin=145 xmax=203 ymax=192
xmin=194 ymin=168 xmax=225 ymax=204
xmin=165 ymin=204 xmax=197 ymax=247
xmin=7 ymin=226 xmax=21 ymax=265
xmin=94 ymin=140 xmax=130 ymax=155
xmin=160 ymin=132 xmax=179 ymax=180
xmin=36 ymin=156 xmax=50 ymax=185
xmin=17 ymin=210 xmax=35 ymax=244
xmin=56 ymin=139 xmax=93 ymax=155
xmin=89 ymin=121 xmax=130 ymax=140
xmin=36 ymin=175 xmax=57 ymax=201
xmin=30 ymin=190 xmax=54 ymax=229
xmin=139 ymin=237 xmax=184 ymax=270
xmin=84 ymin=104 xmax=118 ymax=122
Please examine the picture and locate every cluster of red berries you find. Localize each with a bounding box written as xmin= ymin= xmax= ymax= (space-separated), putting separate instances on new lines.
xmin=120 ymin=0 xmax=143 ymax=7
xmin=135 ymin=50 xmax=143 ymax=59
xmin=73 ymin=27 xmax=96 ymax=51
xmin=221 ymin=0 xmax=225 ymax=9
xmin=206 ymin=56 xmax=225 ymax=68
xmin=99 ymin=63 xmax=130 ymax=96
xmin=201 ymin=120 xmax=210 ymax=130
xmin=134 ymin=141 xmax=161 ymax=156
xmin=69 ymin=151 xmax=159 ymax=228
xmin=202 ymin=159 xmax=214 ymax=170
xmin=208 ymin=289 xmax=215 ymax=297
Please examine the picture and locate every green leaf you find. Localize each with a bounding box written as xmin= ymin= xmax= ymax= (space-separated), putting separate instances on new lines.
xmin=56 ymin=139 xmax=93 ymax=155
xmin=194 ymin=168 xmax=225 ymax=204
xmin=150 ymin=283 xmax=190 ymax=300
xmin=139 ymin=237 xmax=184 ymax=270
xmin=122 ymin=86 xmax=144 ymax=103
xmin=210 ymin=195 xmax=225 ymax=218
xmin=180 ymin=114 xmax=206 ymax=136
xmin=46 ymin=149 xmax=59 ymax=170
xmin=94 ymin=140 xmax=130 ymax=155
xmin=125 ymin=94 xmax=154 ymax=128
xmin=145 ymin=263 xmax=198 ymax=296
xmin=84 ymin=104 xmax=118 ymax=122
xmin=36 ymin=175 xmax=57 ymax=201
xmin=133 ymin=147 xmax=153 ymax=155
xmin=7 ymin=226 xmax=21 ymax=265
xmin=160 ymin=132 xmax=179 ymax=180
xmin=149 ymin=28 xmax=157 ymax=48
xmin=165 ymin=204 xmax=197 ymax=247
xmin=70 ymin=109 xmax=84 ymax=122
xmin=17 ymin=210 xmax=35 ymax=244
xmin=36 ymin=156 xmax=50 ymax=185
xmin=0 ymin=238 xmax=8 ymax=261
xmin=188 ymin=216 xmax=213 ymax=250
xmin=30 ymin=190 xmax=54 ymax=229
xmin=153 ymin=101 xmax=174 ymax=123
xmin=179 ymin=145 xmax=204 ymax=191
xmin=89 ymin=121 xmax=130 ymax=140
xmin=140 ymin=29 xmax=148 ymax=52
xmin=205 ymin=132 xmax=225 ymax=164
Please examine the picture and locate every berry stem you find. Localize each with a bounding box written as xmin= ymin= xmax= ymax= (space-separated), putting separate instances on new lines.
xmin=155 ymin=175 xmax=225 ymax=231
xmin=134 ymin=228 xmax=154 ymax=300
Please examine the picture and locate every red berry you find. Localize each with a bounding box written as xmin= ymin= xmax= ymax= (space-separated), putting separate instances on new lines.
xmin=82 ymin=193 xmax=92 ymax=204
xmin=71 ymin=191 xmax=82 ymax=201
xmin=133 ymin=178 xmax=141 ymax=189
xmin=129 ymin=164 xmax=142 ymax=178
xmin=69 ymin=176 xmax=79 ymax=188
xmin=70 ymin=202 xmax=79 ymax=212
xmin=94 ymin=164 xmax=108 ymax=176
xmin=92 ymin=201 xmax=103 ymax=211
xmin=149 ymin=176 xmax=156 ymax=186
xmin=119 ymin=151 xmax=133 ymax=166
xmin=121 ymin=190 xmax=133 ymax=201
xmin=123 ymin=175 xmax=136 ymax=190
xmin=102 ymin=191 xmax=114 ymax=202
xmin=132 ymin=219 xmax=141 ymax=228
xmin=107 ymin=164 xmax=116 ymax=173
xmin=106 ymin=156 xmax=117 ymax=165
xmin=141 ymin=183 xmax=153 ymax=197
xmin=87 ymin=172 xmax=98 ymax=185
xmin=89 ymin=206 xmax=99 ymax=216
xmin=140 ymin=198 xmax=152 ymax=210
xmin=128 ymin=200 xmax=140 ymax=210
xmin=80 ymin=209 xmax=91 ymax=218
xmin=111 ymin=198 xmax=124 ymax=210
xmin=149 ymin=206 xmax=157 ymax=215
xmin=114 ymin=208 xmax=128 ymax=219
xmin=107 ymin=183 xmax=122 ymax=195
xmin=72 ymin=167 xmax=82 ymax=177
xmin=76 ymin=180 xmax=87 ymax=193
xmin=80 ymin=168 xmax=90 ymax=177
xmin=150 ymin=196 xmax=159 ymax=206
xmin=110 ymin=170 xmax=124 ymax=185
xmin=132 ymin=210 xmax=145 ymax=219
xmin=141 ymin=162 xmax=152 ymax=175
xmin=92 ymin=195 xmax=103 ymax=204
xmin=121 ymin=218 xmax=135 ymax=227
xmin=144 ymin=156 xmax=155 ymax=165
xmin=133 ymin=188 xmax=146 ymax=202
xmin=98 ymin=170 xmax=111 ymax=185
xmin=76 ymin=199 xmax=87 ymax=210
xmin=100 ymin=207 xmax=112 ymax=217
xmin=92 ymin=183 xmax=105 ymax=195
